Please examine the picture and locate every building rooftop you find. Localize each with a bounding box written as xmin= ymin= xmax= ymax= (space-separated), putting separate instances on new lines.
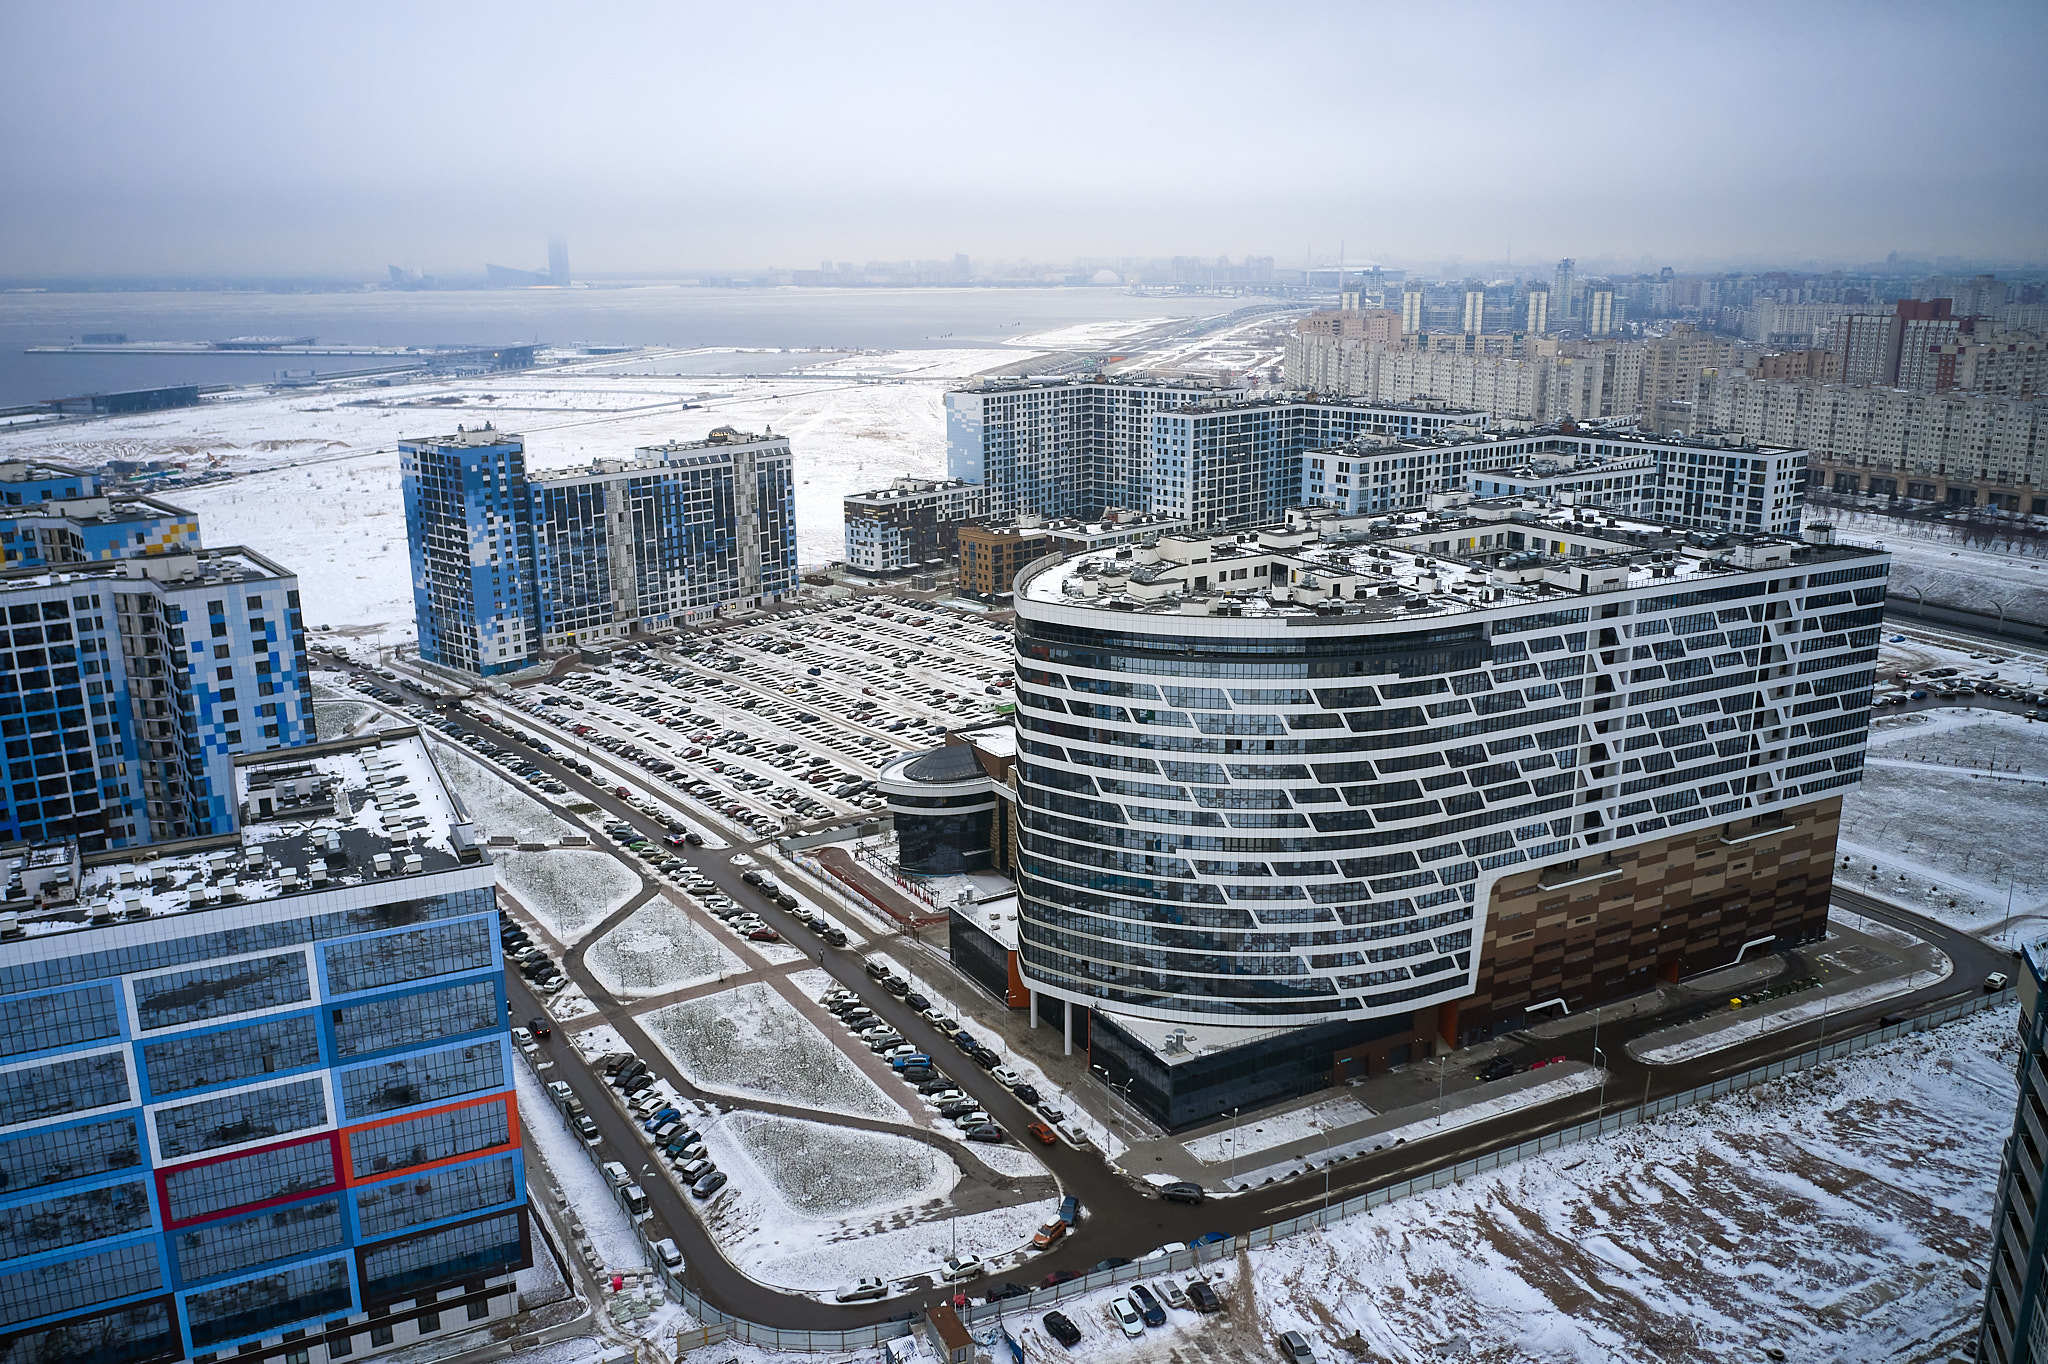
xmin=1106 ymin=1010 xmax=1299 ymax=1068
xmin=1020 ymin=498 xmax=1882 ymax=621
xmin=0 ymin=729 xmax=482 ymax=937
xmin=400 ymin=425 xmax=523 ymax=449
xmin=844 ymin=476 xmax=981 ymax=506
xmin=0 ymin=544 xmax=296 ymax=592
xmin=533 ymin=430 xmax=787 ymax=484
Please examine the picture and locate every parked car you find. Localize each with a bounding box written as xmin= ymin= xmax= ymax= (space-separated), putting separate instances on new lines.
xmin=1278 ymin=1329 xmax=1317 ymax=1363
xmin=651 ymin=1238 xmax=683 ymax=1270
xmin=1988 ymin=971 xmax=2013 ymax=991
xmin=941 ymin=1255 xmax=984 ymax=1282
xmin=1478 ymin=1055 xmax=1518 ymax=1082
xmin=1028 ymin=1121 xmax=1058 ymax=1145
xmin=1159 ymin=1181 xmax=1206 ymax=1205
xmin=1186 ymin=1278 xmax=1224 ymax=1314
xmin=1058 ymin=1195 xmax=1081 ymax=1224
xmin=833 ymin=1278 xmax=888 ymax=1303
xmin=691 ymin=1170 xmax=729 ymax=1199
xmin=1032 ymin=1218 xmax=1067 ymax=1249
xmin=1111 ymin=1297 xmax=1146 ymax=1338
xmin=965 ymin=1124 xmax=1005 ymax=1143
xmin=1043 ymin=1311 xmax=1082 ymax=1348
xmin=1130 ymin=1284 xmax=1166 ymax=1327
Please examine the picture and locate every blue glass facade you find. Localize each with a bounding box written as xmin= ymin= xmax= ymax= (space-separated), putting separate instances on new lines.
xmin=399 ymin=430 xmax=536 ymax=677
xmin=0 ymin=884 xmax=525 ymax=1363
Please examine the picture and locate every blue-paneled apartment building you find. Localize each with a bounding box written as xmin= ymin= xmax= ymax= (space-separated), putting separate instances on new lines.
xmin=0 ymin=462 xmax=315 ymax=853
xmin=402 ymin=424 xmax=798 ymax=675
xmin=0 ymin=461 xmax=530 ymax=1363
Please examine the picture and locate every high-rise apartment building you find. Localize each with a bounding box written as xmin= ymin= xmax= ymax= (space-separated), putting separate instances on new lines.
xmin=1553 ymin=258 xmax=1577 ymax=321
xmin=1401 ymin=285 xmax=1426 ymax=336
xmin=945 ymin=379 xmax=1228 ymax=521
xmin=1525 ymin=286 xmax=1550 ymax=337
xmin=1980 ymin=940 xmax=2048 ymax=1363
xmin=1010 ymin=504 xmax=1884 ymax=1124
xmin=0 ymin=729 xmax=526 ymax=1364
xmin=1 ymin=548 xmax=314 ymax=853
xmin=1461 ymin=285 xmax=1486 ymax=336
xmin=1586 ymin=287 xmax=1617 ymax=337
xmin=402 ymin=425 xmax=797 ymax=675
xmin=841 ymin=477 xmax=988 ymax=575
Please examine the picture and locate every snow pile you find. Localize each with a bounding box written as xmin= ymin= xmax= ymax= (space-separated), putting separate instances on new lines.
xmin=1183 ymin=1094 xmax=1374 ymax=1166
xmin=495 ymin=850 xmax=641 ymax=944
xmin=584 ymin=896 xmax=744 ymax=998
xmin=642 ymin=982 xmax=902 ymax=1120
xmin=513 ymin=1059 xmax=648 ymax=1273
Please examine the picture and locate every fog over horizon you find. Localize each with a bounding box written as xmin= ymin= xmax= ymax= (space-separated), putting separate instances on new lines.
xmin=3 ymin=0 xmax=2045 ymax=279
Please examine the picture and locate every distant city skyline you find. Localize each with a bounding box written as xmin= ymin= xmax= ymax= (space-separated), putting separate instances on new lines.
xmin=2 ymin=2 xmax=2043 ymax=276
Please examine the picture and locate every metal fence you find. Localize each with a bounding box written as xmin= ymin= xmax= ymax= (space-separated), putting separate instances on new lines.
xmin=649 ymin=987 xmax=2015 ymax=1352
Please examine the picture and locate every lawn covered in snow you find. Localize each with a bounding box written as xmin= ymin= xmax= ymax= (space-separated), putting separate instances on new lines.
xmin=697 ymin=1110 xmax=1046 ymax=1295
xmin=434 ymin=745 xmax=580 ymax=844
xmin=642 ymin=982 xmax=902 ymax=1120
xmin=495 ymin=849 xmax=641 ymax=944
xmin=1839 ymin=708 xmax=2048 ymax=940
xmin=583 ymin=896 xmax=744 ymax=998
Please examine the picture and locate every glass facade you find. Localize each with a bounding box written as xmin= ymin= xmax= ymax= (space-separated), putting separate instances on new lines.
xmin=0 ymin=883 xmax=524 ymax=1358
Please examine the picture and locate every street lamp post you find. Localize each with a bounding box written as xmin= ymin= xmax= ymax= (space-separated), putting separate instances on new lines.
xmin=1228 ymin=1107 xmax=1240 ymax=1185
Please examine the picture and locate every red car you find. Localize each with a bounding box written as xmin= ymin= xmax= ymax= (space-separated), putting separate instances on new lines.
xmin=747 ymin=927 xmax=782 ymax=943
xmin=1027 ymin=1121 xmax=1058 ymax=1146
xmin=1530 ymin=1055 xmax=1569 ymax=1069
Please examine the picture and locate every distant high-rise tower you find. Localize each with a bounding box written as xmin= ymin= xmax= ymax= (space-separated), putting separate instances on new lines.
xmin=1401 ymin=284 xmax=1425 ymax=335
xmin=1587 ymin=286 xmax=1616 ymax=336
xmin=1461 ymin=284 xmax=1486 ymax=335
xmin=1525 ymin=284 xmax=1550 ymax=335
xmin=548 ymin=236 xmax=570 ymax=287
xmin=1554 ymin=257 xmax=1577 ymax=321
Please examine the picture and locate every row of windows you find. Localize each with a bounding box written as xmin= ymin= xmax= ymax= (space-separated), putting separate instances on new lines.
xmin=0 ymin=1117 xmax=139 ymax=1197
xmin=0 ymin=1051 xmax=129 ymax=1126
xmin=354 ymin=1153 xmax=516 ymax=1240
xmin=163 ymin=1136 xmax=336 ymax=1225
xmin=0 ymin=1178 xmax=151 ymax=1266
xmin=321 ymin=918 xmax=494 ymax=998
xmin=174 ymin=1195 xmax=345 ymax=1288
xmin=331 ymin=980 xmax=497 ymax=1060
xmin=349 ymin=1096 xmax=510 ymax=1179
xmin=154 ymin=1076 xmax=328 ymax=1162
xmin=133 ymin=954 xmax=310 ymax=1034
xmin=141 ymin=1013 xmax=320 ymax=1101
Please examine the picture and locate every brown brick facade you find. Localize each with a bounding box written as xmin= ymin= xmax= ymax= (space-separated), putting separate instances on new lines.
xmin=1449 ymin=798 xmax=1842 ymax=1044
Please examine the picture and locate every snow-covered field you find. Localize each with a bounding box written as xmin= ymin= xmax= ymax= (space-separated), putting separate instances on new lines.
xmin=1839 ymin=708 xmax=2048 ymax=940
xmin=434 ymin=745 xmax=580 ymax=844
xmin=697 ymin=1110 xmax=1046 ymax=1295
xmin=1815 ymin=506 xmax=2048 ymax=624
xmin=495 ymin=849 xmax=641 ymax=944
xmin=2 ymin=351 xmax=1008 ymax=638
xmin=641 ymin=982 xmax=902 ymax=1120
xmin=1038 ymin=1009 xmax=2015 ymax=1364
xmin=583 ymin=896 xmax=744 ymax=998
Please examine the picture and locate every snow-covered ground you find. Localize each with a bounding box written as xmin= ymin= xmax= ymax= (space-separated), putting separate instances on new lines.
xmin=1814 ymin=505 xmax=2048 ymax=624
xmin=1 ymin=352 xmax=1011 ymax=637
xmin=583 ymin=896 xmax=745 ymax=998
xmin=696 ymin=1109 xmax=1047 ymax=1295
xmin=1839 ymin=707 xmax=2048 ymax=941
xmin=1033 ymin=1008 xmax=2015 ymax=1364
xmin=1630 ymin=971 xmax=1937 ymax=1063
xmin=496 ymin=850 xmax=642 ymax=945
xmin=1182 ymin=1094 xmax=1375 ymax=1166
xmin=435 ymin=744 xmax=581 ymax=843
xmin=641 ymin=982 xmax=903 ymax=1120
xmin=514 ymin=1058 xmax=648 ymax=1274
xmin=1225 ymin=1069 xmax=1602 ymax=1192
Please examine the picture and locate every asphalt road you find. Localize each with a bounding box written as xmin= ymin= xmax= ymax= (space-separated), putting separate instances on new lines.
xmin=339 ymin=654 xmax=2020 ymax=1330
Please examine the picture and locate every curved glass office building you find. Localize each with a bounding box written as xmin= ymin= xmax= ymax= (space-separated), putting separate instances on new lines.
xmin=1011 ymin=502 xmax=1887 ymax=1034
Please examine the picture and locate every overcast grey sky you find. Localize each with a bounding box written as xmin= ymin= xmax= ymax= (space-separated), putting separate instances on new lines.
xmin=3 ymin=1 xmax=2043 ymax=276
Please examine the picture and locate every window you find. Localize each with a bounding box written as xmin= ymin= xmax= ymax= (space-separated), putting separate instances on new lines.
xmin=466 ymin=1300 xmax=490 ymax=1322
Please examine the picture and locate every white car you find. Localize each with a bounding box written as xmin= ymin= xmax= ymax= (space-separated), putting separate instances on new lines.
xmin=941 ymin=1255 xmax=983 ymax=1283
xmin=1111 ymin=1297 xmax=1145 ymax=1338
xmin=992 ymin=1067 xmax=1022 ymax=1089
xmin=834 ymin=1278 xmax=889 ymax=1303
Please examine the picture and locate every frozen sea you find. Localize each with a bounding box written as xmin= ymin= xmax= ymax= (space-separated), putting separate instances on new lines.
xmin=0 ymin=284 xmax=1235 ymax=406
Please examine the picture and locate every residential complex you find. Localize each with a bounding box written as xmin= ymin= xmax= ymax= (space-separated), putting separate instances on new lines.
xmin=945 ymin=378 xmax=1227 ymax=521
xmin=402 ymin=425 xmax=797 ymax=675
xmin=1981 ymin=939 xmax=2048 ymax=1364
xmin=1303 ymin=428 xmax=1807 ymax=536
xmin=0 ymin=462 xmax=201 ymax=569
xmin=841 ymin=477 xmax=987 ymax=576
xmin=1000 ymin=500 xmax=1884 ymax=1124
xmin=0 ymin=729 xmax=526 ymax=1364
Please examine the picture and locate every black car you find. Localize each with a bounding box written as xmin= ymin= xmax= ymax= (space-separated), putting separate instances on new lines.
xmin=527 ymin=1016 xmax=552 ymax=1039
xmin=971 ymin=1046 xmax=1000 ymax=1069
xmin=821 ymin=927 xmax=848 ymax=947
xmin=916 ymin=1077 xmax=954 ymax=1094
xmin=1187 ymin=1279 xmax=1224 ymax=1314
xmin=937 ymin=1100 xmax=978 ymax=1118
xmin=984 ymin=1281 xmax=1029 ymax=1302
xmin=904 ymin=992 xmax=930 ymax=1011
xmin=1130 ymin=1283 xmax=1165 ymax=1327
xmin=1011 ymin=1083 xmax=1040 ymax=1105
xmin=1478 ymin=1055 xmax=1518 ymax=1082
xmin=1043 ymin=1311 xmax=1082 ymax=1348
xmin=1090 ymin=1257 xmax=1132 ymax=1274
xmin=898 ymin=1066 xmax=932 ymax=1083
